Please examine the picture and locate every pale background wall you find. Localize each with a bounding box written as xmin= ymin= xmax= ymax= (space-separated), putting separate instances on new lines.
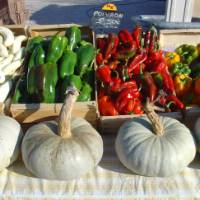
xmin=193 ymin=0 xmax=200 ymax=18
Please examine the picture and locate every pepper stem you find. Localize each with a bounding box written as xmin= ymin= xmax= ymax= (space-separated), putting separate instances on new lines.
xmin=58 ymin=86 xmax=79 ymax=138
xmin=143 ymin=98 xmax=164 ymax=136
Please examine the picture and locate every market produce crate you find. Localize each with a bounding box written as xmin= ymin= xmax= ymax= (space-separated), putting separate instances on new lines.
xmin=95 ymin=29 xmax=200 ymax=134
xmin=10 ymin=24 xmax=97 ymax=128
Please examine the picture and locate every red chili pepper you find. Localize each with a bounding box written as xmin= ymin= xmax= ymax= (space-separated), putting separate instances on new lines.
xmin=147 ymin=50 xmax=164 ymax=64
xmin=117 ymin=41 xmax=137 ymax=54
xmin=166 ymin=95 xmax=185 ymax=110
xmin=132 ymin=25 xmax=142 ymax=49
xmin=127 ymin=52 xmax=147 ymax=74
xmin=143 ymin=72 xmax=158 ymax=101
xmin=96 ymin=38 xmax=107 ymax=52
xmin=115 ymin=88 xmax=141 ymax=113
xmin=97 ymin=65 xmax=111 ymax=84
xmin=98 ymin=96 xmax=118 ymax=116
xmin=148 ymin=60 xmax=175 ymax=95
xmin=120 ymin=80 xmax=138 ymax=90
xmin=109 ymin=77 xmax=122 ymax=92
xmin=104 ymin=33 xmax=119 ymax=60
xmin=160 ymin=69 xmax=176 ymax=95
xmin=123 ymin=98 xmax=143 ymax=115
xmin=96 ymin=52 xmax=104 ymax=66
xmin=118 ymin=29 xmax=134 ymax=44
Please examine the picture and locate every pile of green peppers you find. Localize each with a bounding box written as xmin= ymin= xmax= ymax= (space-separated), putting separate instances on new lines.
xmin=13 ymin=26 xmax=95 ymax=103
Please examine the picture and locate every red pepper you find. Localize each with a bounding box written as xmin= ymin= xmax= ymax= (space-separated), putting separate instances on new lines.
xmin=118 ymin=29 xmax=134 ymax=44
xmin=166 ymin=95 xmax=185 ymax=110
xmin=149 ymin=60 xmax=175 ymax=95
xmin=161 ymin=70 xmax=176 ymax=95
xmin=96 ymin=38 xmax=107 ymax=52
xmin=104 ymin=33 xmax=119 ymax=60
xmin=132 ymin=25 xmax=142 ymax=49
xmin=97 ymin=65 xmax=111 ymax=83
xmin=142 ymin=72 xmax=158 ymax=101
xmin=115 ymin=88 xmax=141 ymax=113
xmin=96 ymin=52 xmax=104 ymax=66
xmin=120 ymin=80 xmax=138 ymax=90
xmin=109 ymin=76 xmax=122 ymax=92
xmin=147 ymin=50 xmax=164 ymax=65
xmin=132 ymin=63 xmax=146 ymax=76
xmin=122 ymin=98 xmax=143 ymax=115
xmin=98 ymin=96 xmax=118 ymax=116
xmin=127 ymin=52 xmax=147 ymax=74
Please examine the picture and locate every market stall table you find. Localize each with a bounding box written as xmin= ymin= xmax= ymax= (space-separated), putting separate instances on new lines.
xmin=0 ymin=133 xmax=200 ymax=199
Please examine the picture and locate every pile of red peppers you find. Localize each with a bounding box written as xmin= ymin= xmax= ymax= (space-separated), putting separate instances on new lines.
xmin=96 ymin=26 xmax=185 ymax=116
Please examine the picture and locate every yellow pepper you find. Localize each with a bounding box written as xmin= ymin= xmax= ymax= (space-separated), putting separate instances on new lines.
xmin=174 ymin=74 xmax=192 ymax=97
xmin=165 ymin=52 xmax=180 ymax=68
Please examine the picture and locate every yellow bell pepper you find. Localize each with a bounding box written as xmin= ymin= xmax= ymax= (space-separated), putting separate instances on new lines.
xmin=174 ymin=74 xmax=192 ymax=97
xmin=165 ymin=52 xmax=180 ymax=68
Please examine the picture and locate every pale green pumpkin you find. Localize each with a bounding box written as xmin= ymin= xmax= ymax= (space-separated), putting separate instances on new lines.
xmin=22 ymin=87 xmax=103 ymax=180
xmin=115 ymin=100 xmax=196 ymax=177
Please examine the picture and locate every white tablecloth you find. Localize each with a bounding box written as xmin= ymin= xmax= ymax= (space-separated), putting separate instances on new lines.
xmin=1 ymin=133 xmax=200 ymax=200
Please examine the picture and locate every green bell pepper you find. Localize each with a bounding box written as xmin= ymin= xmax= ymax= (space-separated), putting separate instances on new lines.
xmin=76 ymin=44 xmax=95 ymax=77
xmin=176 ymin=44 xmax=198 ymax=64
xmin=65 ymin=26 xmax=81 ymax=51
xmin=61 ymin=75 xmax=82 ymax=101
xmin=26 ymin=36 xmax=44 ymax=54
xmin=28 ymin=45 xmax=45 ymax=70
xmin=27 ymin=63 xmax=58 ymax=103
xmin=59 ymin=50 xmax=77 ymax=78
xmin=46 ymin=35 xmax=68 ymax=63
xmin=170 ymin=62 xmax=191 ymax=76
xmin=77 ymin=83 xmax=92 ymax=102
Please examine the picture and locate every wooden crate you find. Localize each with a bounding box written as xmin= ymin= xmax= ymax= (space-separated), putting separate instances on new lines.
xmin=6 ymin=24 xmax=97 ymax=129
xmin=96 ymin=29 xmax=200 ymax=134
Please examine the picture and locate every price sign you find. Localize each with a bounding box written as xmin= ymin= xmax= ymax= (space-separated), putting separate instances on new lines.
xmin=91 ymin=3 xmax=124 ymax=31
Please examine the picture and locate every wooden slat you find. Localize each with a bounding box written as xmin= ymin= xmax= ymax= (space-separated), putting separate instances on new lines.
xmin=10 ymin=101 xmax=97 ymax=127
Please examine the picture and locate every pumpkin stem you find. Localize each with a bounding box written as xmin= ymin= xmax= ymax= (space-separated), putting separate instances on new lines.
xmin=143 ymin=98 xmax=164 ymax=136
xmin=58 ymin=86 xmax=79 ymax=138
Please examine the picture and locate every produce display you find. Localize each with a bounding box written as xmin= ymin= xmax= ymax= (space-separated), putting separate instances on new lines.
xmin=115 ymin=99 xmax=196 ymax=177
xmin=13 ymin=26 xmax=95 ymax=103
xmin=165 ymin=44 xmax=200 ymax=105
xmin=0 ymin=115 xmax=23 ymax=172
xmin=0 ymin=26 xmax=26 ymax=102
xmin=96 ymin=26 xmax=200 ymax=116
xmin=22 ymin=87 xmax=103 ymax=180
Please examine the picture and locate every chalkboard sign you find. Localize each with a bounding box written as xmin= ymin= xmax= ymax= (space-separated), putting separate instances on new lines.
xmin=91 ymin=9 xmax=124 ymax=30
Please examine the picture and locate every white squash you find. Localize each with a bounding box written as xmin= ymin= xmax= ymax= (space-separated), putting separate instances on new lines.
xmin=22 ymin=87 xmax=103 ymax=180
xmin=11 ymin=35 xmax=27 ymax=54
xmin=0 ymin=115 xmax=23 ymax=171
xmin=0 ymin=80 xmax=12 ymax=102
xmin=115 ymin=100 xmax=196 ymax=177
xmin=194 ymin=118 xmax=200 ymax=152
xmin=0 ymin=43 xmax=8 ymax=57
xmin=0 ymin=54 xmax=14 ymax=70
xmin=0 ymin=26 xmax=15 ymax=47
xmin=2 ymin=60 xmax=22 ymax=76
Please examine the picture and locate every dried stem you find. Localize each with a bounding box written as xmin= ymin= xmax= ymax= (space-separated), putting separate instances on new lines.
xmin=58 ymin=87 xmax=79 ymax=138
xmin=143 ymin=98 xmax=164 ymax=136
